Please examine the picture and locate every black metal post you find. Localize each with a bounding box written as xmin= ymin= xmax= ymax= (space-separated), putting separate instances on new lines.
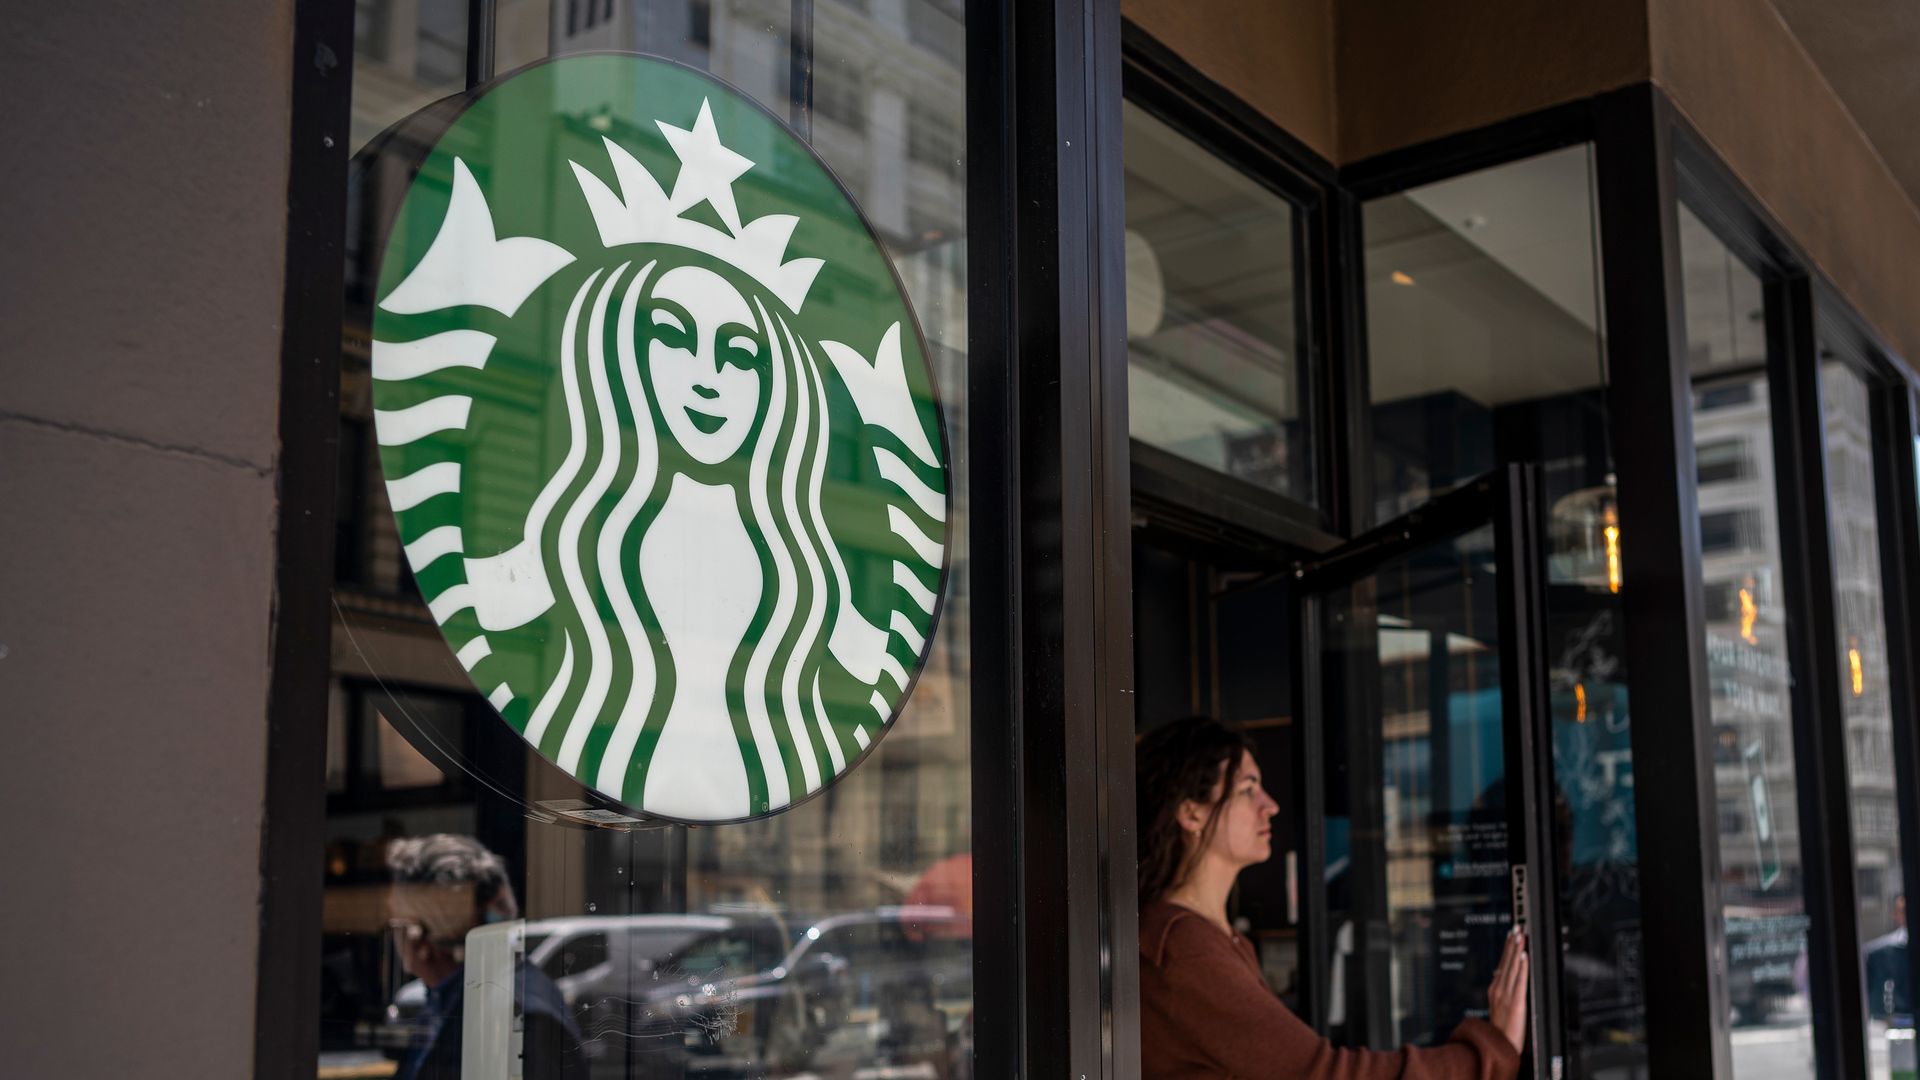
xmin=1873 ymin=384 xmax=1920 ymax=1037
xmin=1327 ymin=187 xmax=1372 ymax=537
xmin=1292 ymin=591 xmax=1331 ymax=1029
xmin=1592 ymin=84 xmax=1729 ymax=1079
xmin=968 ymin=0 xmax=1135 ymax=1075
xmin=1492 ymin=464 xmax=1565 ymax=1078
xmin=1344 ymin=576 xmax=1391 ymax=1048
xmin=254 ymin=0 xmax=352 ymax=1074
xmin=466 ymin=0 xmax=496 ymax=86
xmin=787 ymin=0 xmax=812 ymax=139
xmin=1767 ymin=276 xmax=1871 ymax=1079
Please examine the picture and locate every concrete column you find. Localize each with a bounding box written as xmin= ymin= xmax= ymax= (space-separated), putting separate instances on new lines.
xmin=0 ymin=2 xmax=294 ymax=1074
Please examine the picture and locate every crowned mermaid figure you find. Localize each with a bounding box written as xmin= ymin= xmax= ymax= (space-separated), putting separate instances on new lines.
xmin=368 ymin=73 xmax=949 ymax=824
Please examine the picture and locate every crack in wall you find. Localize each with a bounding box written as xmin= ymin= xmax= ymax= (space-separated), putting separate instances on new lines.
xmin=0 ymin=410 xmax=275 ymax=477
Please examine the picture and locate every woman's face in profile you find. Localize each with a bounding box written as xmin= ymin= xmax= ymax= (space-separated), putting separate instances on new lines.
xmin=1195 ymin=751 xmax=1279 ymax=870
xmin=647 ymin=264 xmax=768 ymax=466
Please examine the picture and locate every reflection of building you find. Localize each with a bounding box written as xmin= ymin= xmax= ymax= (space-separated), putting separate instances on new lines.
xmin=1821 ymin=362 xmax=1902 ymax=942
xmin=322 ymin=3 xmax=975 ymax=1053
xmin=1685 ymin=275 xmax=1903 ymax=947
xmin=348 ymin=0 xmax=468 ymax=151
xmin=1680 ymin=207 xmax=1805 ymax=917
xmin=1692 ymin=374 xmax=1801 ymax=905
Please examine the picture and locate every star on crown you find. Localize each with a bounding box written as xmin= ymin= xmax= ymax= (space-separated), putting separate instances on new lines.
xmin=570 ymin=99 xmax=825 ymax=312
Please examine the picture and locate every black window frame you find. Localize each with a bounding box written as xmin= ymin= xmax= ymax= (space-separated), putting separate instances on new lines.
xmin=1119 ymin=22 xmax=1339 ymax=551
xmin=1816 ymin=284 xmax=1920 ymax=1048
xmin=1672 ymin=106 xmax=1920 ymax=1080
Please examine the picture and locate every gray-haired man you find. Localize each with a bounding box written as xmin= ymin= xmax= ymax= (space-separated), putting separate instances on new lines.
xmin=386 ymin=834 xmax=584 ymax=1080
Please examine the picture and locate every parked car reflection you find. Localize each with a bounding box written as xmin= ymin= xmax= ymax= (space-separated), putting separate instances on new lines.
xmin=381 ymin=906 xmax=970 ymax=1079
xmin=651 ymin=904 xmax=971 ymax=1078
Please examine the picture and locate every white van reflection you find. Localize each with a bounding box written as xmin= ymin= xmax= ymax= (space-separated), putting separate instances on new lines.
xmin=382 ymin=907 xmax=971 ymax=1079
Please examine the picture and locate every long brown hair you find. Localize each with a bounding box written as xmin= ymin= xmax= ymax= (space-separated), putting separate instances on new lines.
xmin=1136 ymin=717 xmax=1255 ymax=904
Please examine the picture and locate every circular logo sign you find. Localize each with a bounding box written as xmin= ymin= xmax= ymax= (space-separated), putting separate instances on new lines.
xmin=366 ymin=54 xmax=950 ymax=824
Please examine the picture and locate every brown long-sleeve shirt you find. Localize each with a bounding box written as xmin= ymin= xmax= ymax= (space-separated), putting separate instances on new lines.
xmin=1140 ymin=900 xmax=1520 ymax=1080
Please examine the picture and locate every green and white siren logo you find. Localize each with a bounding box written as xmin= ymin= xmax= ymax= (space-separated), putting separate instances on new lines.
xmin=367 ymin=54 xmax=949 ymax=823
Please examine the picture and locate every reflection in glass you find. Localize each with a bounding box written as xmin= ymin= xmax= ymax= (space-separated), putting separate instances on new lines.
xmin=1324 ymin=526 xmax=1511 ymax=1050
xmin=1680 ymin=205 xmax=1767 ymax=376
xmin=1820 ymin=356 xmax=1907 ymax=1078
xmin=382 ymin=835 xmax=586 ymax=1079
xmin=1122 ymin=102 xmax=1313 ymax=503
xmin=1363 ymin=147 xmax=1603 ymax=523
xmin=1681 ymin=208 xmax=1813 ymax=1078
xmin=348 ymin=0 xmax=468 ymax=153
xmin=1361 ymin=146 xmax=1646 ymax=1073
xmin=325 ymin=3 xmax=972 ymax=1077
xmin=494 ymin=0 xmax=553 ymax=74
xmin=374 ymin=707 xmax=452 ymax=790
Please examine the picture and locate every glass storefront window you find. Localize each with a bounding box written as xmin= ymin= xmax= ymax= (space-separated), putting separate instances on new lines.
xmin=325 ymin=4 xmax=973 ymax=1078
xmin=1123 ymin=101 xmax=1314 ymax=505
xmin=350 ymin=0 xmax=470 ymax=152
xmin=1359 ymin=147 xmax=1646 ymax=1074
xmin=1362 ymin=146 xmax=1605 ymax=524
xmin=1818 ymin=350 xmax=1907 ymax=1077
xmin=1320 ymin=524 xmax=1512 ymax=1049
xmin=1679 ymin=203 xmax=1813 ymax=1077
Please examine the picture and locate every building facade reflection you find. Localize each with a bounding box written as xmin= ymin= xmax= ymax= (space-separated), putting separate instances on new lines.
xmin=321 ymin=3 xmax=975 ymax=1076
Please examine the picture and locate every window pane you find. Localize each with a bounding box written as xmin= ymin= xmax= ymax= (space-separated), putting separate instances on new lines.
xmin=1363 ymin=147 xmax=1603 ymax=522
xmin=1699 ymin=439 xmax=1753 ymax=485
xmin=1819 ymin=355 xmax=1907 ymax=1071
xmin=494 ymin=0 xmax=554 ymax=73
xmin=373 ymin=707 xmax=452 ymax=790
xmin=327 ymin=5 xmax=973 ymax=1078
xmin=1322 ymin=526 xmax=1514 ymax=1050
xmin=326 ymin=683 xmax=349 ymax=793
xmin=1681 ymin=207 xmax=1812 ymax=1077
xmin=502 ymin=0 xmax=794 ymax=115
xmin=348 ymin=0 xmax=467 ymax=153
xmin=1124 ymin=102 xmax=1313 ymax=504
xmin=1361 ymin=146 xmax=1646 ymax=1072
xmin=1680 ymin=205 xmax=1767 ymax=376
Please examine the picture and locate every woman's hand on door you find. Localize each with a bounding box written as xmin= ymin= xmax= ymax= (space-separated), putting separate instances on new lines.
xmin=1486 ymin=928 xmax=1530 ymax=1054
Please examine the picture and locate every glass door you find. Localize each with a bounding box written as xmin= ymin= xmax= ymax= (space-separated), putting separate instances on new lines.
xmin=1299 ymin=466 xmax=1562 ymax=1078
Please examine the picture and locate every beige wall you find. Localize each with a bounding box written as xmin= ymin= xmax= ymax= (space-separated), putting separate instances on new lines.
xmin=0 ymin=1 xmax=292 ymax=1075
xmin=1122 ymin=0 xmax=1649 ymax=165
xmin=1652 ymin=0 xmax=1920 ymax=363
xmin=1123 ymin=0 xmax=1338 ymax=160
xmin=1334 ymin=0 xmax=1649 ymax=163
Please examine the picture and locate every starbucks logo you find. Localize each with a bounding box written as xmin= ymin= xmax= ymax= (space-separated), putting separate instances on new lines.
xmin=365 ymin=55 xmax=949 ymax=823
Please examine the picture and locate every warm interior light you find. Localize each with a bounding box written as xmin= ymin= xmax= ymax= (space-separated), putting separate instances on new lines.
xmin=1390 ymin=270 xmax=1415 ymax=286
xmin=1574 ymin=682 xmax=1588 ymax=724
xmin=1548 ymin=480 xmax=1621 ymax=593
xmin=1603 ymin=522 xmax=1622 ymax=594
xmin=1739 ymin=584 xmax=1759 ymax=645
xmin=1850 ymin=638 xmax=1865 ymax=697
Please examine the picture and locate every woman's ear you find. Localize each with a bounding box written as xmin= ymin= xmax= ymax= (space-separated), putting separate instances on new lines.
xmin=1174 ymin=797 xmax=1209 ymax=837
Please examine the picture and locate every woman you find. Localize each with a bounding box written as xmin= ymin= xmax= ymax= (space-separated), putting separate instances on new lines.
xmin=1138 ymin=717 xmax=1527 ymax=1080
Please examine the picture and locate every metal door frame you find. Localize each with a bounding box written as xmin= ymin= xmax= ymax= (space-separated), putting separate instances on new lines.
xmin=1292 ymin=465 xmax=1563 ymax=1077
